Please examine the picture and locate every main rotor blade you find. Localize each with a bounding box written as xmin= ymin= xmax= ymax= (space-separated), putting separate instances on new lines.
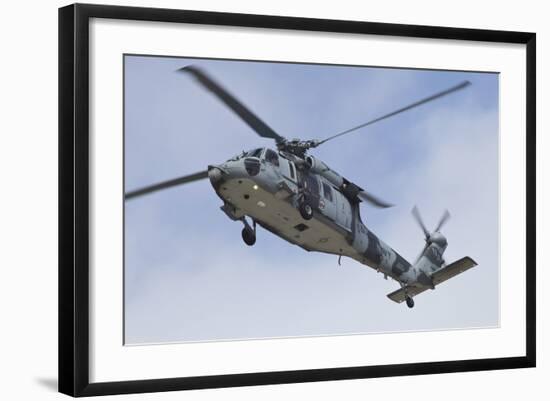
xmin=125 ymin=170 xmax=208 ymax=200
xmin=434 ymin=209 xmax=451 ymax=232
xmin=179 ymin=66 xmax=285 ymax=143
xmin=357 ymin=191 xmax=393 ymax=208
xmin=412 ymin=206 xmax=430 ymax=239
xmin=316 ymin=80 xmax=471 ymax=146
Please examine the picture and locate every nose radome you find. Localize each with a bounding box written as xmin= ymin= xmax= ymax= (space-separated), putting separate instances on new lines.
xmin=207 ymin=165 xmax=224 ymax=188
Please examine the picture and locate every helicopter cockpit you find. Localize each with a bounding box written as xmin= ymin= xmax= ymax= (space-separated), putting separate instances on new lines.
xmin=229 ymin=148 xmax=280 ymax=166
xmin=228 ymin=148 xmax=262 ymax=161
xmin=224 ymin=147 xmax=281 ymax=177
xmin=244 ymin=148 xmax=264 ymax=159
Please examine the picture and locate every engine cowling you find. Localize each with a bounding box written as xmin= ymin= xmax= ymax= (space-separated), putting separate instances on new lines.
xmin=305 ymin=156 xmax=344 ymax=188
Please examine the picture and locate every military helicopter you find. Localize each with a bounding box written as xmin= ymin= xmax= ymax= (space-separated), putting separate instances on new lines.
xmin=125 ymin=66 xmax=478 ymax=308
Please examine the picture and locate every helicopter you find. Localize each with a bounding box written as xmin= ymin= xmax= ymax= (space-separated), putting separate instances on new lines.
xmin=125 ymin=65 xmax=478 ymax=308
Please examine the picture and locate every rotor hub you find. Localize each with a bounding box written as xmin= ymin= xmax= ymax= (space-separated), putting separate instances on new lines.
xmin=428 ymin=232 xmax=447 ymax=247
xmin=276 ymin=138 xmax=320 ymax=157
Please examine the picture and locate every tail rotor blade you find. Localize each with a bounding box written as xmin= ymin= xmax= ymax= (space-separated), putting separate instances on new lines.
xmin=415 ymin=243 xmax=430 ymax=264
xmin=435 ymin=209 xmax=451 ymax=232
xmin=412 ymin=206 xmax=430 ymax=239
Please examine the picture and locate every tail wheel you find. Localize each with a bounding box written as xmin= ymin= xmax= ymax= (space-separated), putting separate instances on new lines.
xmin=299 ymin=201 xmax=313 ymax=220
xmin=241 ymin=227 xmax=256 ymax=246
xmin=405 ymin=296 xmax=415 ymax=308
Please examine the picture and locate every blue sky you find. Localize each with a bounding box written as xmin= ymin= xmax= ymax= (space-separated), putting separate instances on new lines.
xmin=124 ymin=55 xmax=499 ymax=344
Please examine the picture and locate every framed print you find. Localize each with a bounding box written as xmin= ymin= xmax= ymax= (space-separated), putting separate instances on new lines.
xmin=58 ymin=3 xmax=536 ymax=397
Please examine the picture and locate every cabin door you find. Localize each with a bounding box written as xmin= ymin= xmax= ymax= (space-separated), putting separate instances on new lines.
xmin=303 ymin=173 xmax=320 ymax=209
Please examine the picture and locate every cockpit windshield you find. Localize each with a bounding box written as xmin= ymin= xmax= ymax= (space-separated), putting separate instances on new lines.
xmin=229 ymin=148 xmax=264 ymax=161
xmin=228 ymin=148 xmax=265 ymax=161
xmin=246 ymin=148 xmax=264 ymax=158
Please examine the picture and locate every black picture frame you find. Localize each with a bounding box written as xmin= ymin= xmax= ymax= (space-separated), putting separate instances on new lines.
xmin=59 ymin=3 xmax=536 ymax=397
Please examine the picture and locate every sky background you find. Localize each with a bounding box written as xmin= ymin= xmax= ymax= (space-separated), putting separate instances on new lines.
xmin=124 ymin=55 xmax=499 ymax=344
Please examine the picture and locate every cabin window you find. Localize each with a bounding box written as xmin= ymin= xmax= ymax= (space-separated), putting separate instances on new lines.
xmin=322 ymin=182 xmax=333 ymax=202
xmin=265 ymin=149 xmax=279 ymax=166
xmin=288 ymin=161 xmax=296 ymax=179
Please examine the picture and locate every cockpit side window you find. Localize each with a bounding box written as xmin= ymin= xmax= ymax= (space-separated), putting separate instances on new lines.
xmin=265 ymin=149 xmax=279 ymax=166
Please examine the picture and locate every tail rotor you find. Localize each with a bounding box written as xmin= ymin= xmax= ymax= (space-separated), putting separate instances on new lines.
xmin=412 ymin=206 xmax=451 ymax=263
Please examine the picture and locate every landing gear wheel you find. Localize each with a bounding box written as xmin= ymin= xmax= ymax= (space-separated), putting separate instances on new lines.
xmin=299 ymin=201 xmax=313 ymax=220
xmin=241 ymin=227 xmax=256 ymax=246
xmin=405 ymin=296 xmax=415 ymax=309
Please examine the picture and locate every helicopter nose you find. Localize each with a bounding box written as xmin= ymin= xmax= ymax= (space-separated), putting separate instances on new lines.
xmin=207 ymin=165 xmax=225 ymax=189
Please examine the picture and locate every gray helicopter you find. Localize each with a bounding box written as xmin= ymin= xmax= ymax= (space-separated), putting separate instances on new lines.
xmin=126 ymin=66 xmax=478 ymax=308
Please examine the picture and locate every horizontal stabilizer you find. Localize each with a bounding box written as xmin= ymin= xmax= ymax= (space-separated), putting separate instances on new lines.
xmin=387 ymin=285 xmax=428 ymax=303
xmin=432 ymin=256 xmax=477 ymax=286
xmin=387 ymin=256 xmax=478 ymax=303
